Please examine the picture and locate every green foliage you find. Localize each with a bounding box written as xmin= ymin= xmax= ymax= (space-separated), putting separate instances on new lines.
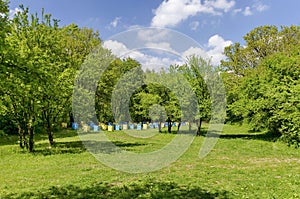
xmin=0 ymin=114 xmax=18 ymax=135
xmin=222 ymin=25 xmax=300 ymax=146
xmin=175 ymin=56 xmax=214 ymax=134
xmin=0 ymin=6 xmax=102 ymax=151
xmin=0 ymin=0 xmax=9 ymax=55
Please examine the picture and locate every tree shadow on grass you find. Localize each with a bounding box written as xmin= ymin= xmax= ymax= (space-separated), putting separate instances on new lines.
xmin=6 ymin=181 xmax=230 ymax=199
xmin=0 ymin=134 xmax=18 ymax=146
xmin=206 ymin=131 xmax=280 ymax=142
xmin=0 ymin=129 xmax=79 ymax=147
xmin=32 ymin=140 xmax=147 ymax=156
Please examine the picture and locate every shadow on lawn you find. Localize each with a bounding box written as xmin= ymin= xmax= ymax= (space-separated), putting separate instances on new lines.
xmin=207 ymin=131 xmax=280 ymax=142
xmin=6 ymin=181 xmax=230 ymax=199
xmin=0 ymin=129 xmax=79 ymax=147
xmin=33 ymin=140 xmax=147 ymax=156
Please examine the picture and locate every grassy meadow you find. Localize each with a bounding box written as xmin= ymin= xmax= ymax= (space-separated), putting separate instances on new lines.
xmin=0 ymin=124 xmax=299 ymax=198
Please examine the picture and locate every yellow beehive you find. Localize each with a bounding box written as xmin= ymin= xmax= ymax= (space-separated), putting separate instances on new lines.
xmin=100 ymin=123 xmax=107 ymax=130
xmin=83 ymin=125 xmax=89 ymax=132
xmin=122 ymin=124 xmax=128 ymax=130
xmin=108 ymin=126 xmax=113 ymax=132
xmin=61 ymin=122 xmax=68 ymax=128
xmin=143 ymin=124 xmax=147 ymax=130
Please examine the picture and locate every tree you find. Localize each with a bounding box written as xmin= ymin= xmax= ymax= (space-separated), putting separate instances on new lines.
xmin=95 ymin=58 xmax=142 ymax=123
xmin=39 ymin=24 xmax=101 ymax=146
xmin=1 ymin=6 xmax=102 ymax=151
xmin=132 ymin=69 xmax=187 ymax=133
xmin=175 ymin=56 xmax=212 ymax=135
xmin=2 ymin=6 xmax=49 ymax=151
xmin=0 ymin=0 xmax=9 ymax=61
xmin=222 ymin=25 xmax=300 ymax=146
xmin=221 ymin=25 xmax=299 ymax=76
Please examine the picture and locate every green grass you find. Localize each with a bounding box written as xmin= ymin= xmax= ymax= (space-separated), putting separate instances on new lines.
xmin=0 ymin=124 xmax=299 ymax=198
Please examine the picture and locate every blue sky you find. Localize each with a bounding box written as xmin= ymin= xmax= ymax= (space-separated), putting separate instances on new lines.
xmin=8 ymin=0 xmax=300 ymax=68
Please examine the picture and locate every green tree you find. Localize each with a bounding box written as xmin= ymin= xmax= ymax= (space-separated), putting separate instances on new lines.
xmin=1 ymin=6 xmax=102 ymax=150
xmin=222 ymin=25 xmax=300 ymax=146
xmin=175 ymin=56 xmax=212 ymax=135
xmin=221 ymin=25 xmax=299 ymax=76
xmin=40 ymin=24 xmax=101 ymax=146
xmin=95 ymin=58 xmax=142 ymax=123
xmin=2 ymin=6 xmax=48 ymax=151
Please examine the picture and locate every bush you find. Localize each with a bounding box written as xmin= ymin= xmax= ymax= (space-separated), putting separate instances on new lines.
xmin=0 ymin=115 xmax=18 ymax=135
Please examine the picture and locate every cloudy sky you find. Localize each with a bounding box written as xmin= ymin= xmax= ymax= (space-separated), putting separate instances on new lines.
xmin=9 ymin=0 xmax=300 ymax=69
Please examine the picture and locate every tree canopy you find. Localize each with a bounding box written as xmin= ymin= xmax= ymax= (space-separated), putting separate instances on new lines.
xmin=222 ymin=25 xmax=300 ymax=147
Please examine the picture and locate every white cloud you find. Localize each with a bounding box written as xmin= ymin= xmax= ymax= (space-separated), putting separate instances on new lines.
xmin=182 ymin=47 xmax=208 ymax=60
xmin=145 ymin=42 xmax=175 ymax=53
xmin=103 ymin=40 xmax=129 ymax=57
xmin=103 ymin=34 xmax=232 ymax=71
xmin=182 ymin=35 xmax=232 ymax=65
xmin=204 ymin=0 xmax=235 ymax=12
xmin=243 ymin=6 xmax=253 ymax=16
xmin=190 ymin=21 xmax=200 ymax=30
xmin=151 ymin=0 xmax=268 ymax=27
xmin=151 ymin=0 xmax=235 ymax=28
xmin=9 ymin=7 xmax=22 ymax=19
xmin=110 ymin=17 xmax=121 ymax=28
xmin=253 ymin=2 xmax=269 ymax=12
xmin=206 ymin=34 xmax=232 ymax=65
xmin=137 ymin=29 xmax=170 ymax=42
xmin=233 ymin=8 xmax=242 ymax=14
xmin=232 ymin=1 xmax=268 ymax=17
xmin=236 ymin=2 xmax=268 ymax=17
xmin=103 ymin=40 xmax=182 ymax=71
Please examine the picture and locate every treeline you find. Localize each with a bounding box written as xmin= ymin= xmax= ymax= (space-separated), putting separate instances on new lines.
xmin=0 ymin=1 xmax=299 ymax=151
xmin=0 ymin=3 xmax=214 ymax=152
xmin=0 ymin=4 xmax=148 ymax=151
xmin=0 ymin=4 xmax=102 ymax=151
xmin=221 ymin=25 xmax=300 ymax=147
xmin=74 ymin=54 xmax=216 ymax=134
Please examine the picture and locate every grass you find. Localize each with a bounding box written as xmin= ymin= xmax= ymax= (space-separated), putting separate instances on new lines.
xmin=0 ymin=123 xmax=299 ymax=198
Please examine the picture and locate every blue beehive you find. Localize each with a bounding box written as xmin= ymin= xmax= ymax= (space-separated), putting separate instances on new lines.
xmin=129 ymin=124 xmax=135 ymax=129
xmin=93 ymin=125 xmax=99 ymax=132
xmin=172 ymin=122 xmax=176 ymax=127
xmin=137 ymin=124 xmax=142 ymax=130
xmin=72 ymin=122 xmax=78 ymax=130
xmin=149 ymin=123 xmax=154 ymax=128
xmin=165 ymin=122 xmax=168 ymax=127
xmin=89 ymin=122 xmax=95 ymax=129
xmin=115 ymin=125 xmax=121 ymax=131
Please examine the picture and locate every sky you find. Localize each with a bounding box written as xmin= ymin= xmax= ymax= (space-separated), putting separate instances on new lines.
xmin=8 ymin=0 xmax=300 ymax=69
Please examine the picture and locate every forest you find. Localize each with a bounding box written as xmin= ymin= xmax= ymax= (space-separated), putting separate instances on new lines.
xmin=0 ymin=2 xmax=299 ymax=152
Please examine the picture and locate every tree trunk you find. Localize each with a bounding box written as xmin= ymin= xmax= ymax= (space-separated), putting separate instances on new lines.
xmin=47 ymin=126 xmax=54 ymax=147
xmin=69 ymin=112 xmax=74 ymax=128
xmin=27 ymin=118 xmax=34 ymax=152
xmin=158 ymin=121 xmax=162 ymax=133
xmin=168 ymin=123 xmax=171 ymax=133
xmin=18 ymin=123 xmax=24 ymax=149
xmin=23 ymin=132 xmax=28 ymax=150
xmin=188 ymin=121 xmax=192 ymax=131
xmin=167 ymin=117 xmax=171 ymax=133
xmin=196 ymin=118 xmax=202 ymax=136
xmin=177 ymin=122 xmax=181 ymax=132
xmin=19 ymin=121 xmax=28 ymax=149
xmin=28 ymin=126 xmax=34 ymax=152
